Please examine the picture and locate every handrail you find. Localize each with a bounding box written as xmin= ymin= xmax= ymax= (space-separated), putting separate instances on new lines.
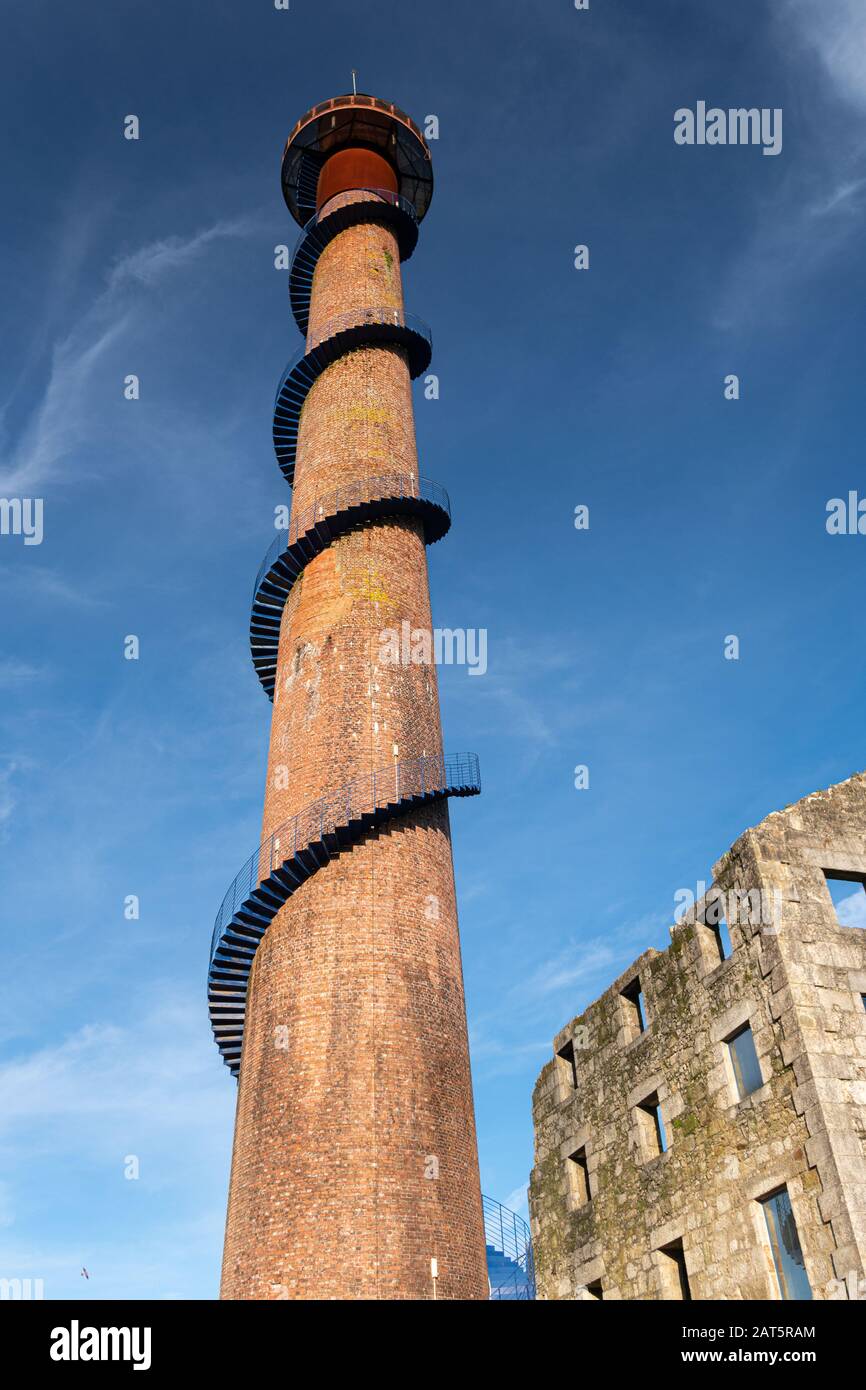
xmin=210 ymin=752 xmax=480 ymax=966
xmin=252 ymin=473 xmax=450 ymax=601
xmin=285 ymin=94 xmax=428 ymax=155
xmin=275 ymin=308 xmax=432 ymax=398
xmin=482 ymin=1194 xmax=536 ymax=1300
xmin=290 ymin=187 xmax=418 ymax=268
xmin=273 ymin=308 xmax=433 ymax=484
xmin=288 ymin=189 xmax=420 ymax=336
xmin=305 ymin=306 xmax=429 ymax=355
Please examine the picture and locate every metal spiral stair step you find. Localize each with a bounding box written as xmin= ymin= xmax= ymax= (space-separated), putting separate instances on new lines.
xmin=289 ymin=188 xmax=419 ymax=335
xmin=272 ymin=309 xmax=433 ymax=485
xmin=249 ymin=474 xmax=451 ymax=701
xmin=208 ymin=752 xmax=481 ymax=1076
xmin=293 ymin=148 xmax=325 ymax=222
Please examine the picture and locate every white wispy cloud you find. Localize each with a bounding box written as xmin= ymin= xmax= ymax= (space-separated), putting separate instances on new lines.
xmin=0 ymin=986 xmax=232 ymax=1297
xmin=0 ymin=759 xmax=28 ymax=830
xmin=711 ymin=179 xmax=864 ymax=331
xmin=831 ymin=886 xmax=866 ymax=930
xmin=441 ymin=632 xmax=595 ymax=756
xmin=106 ymin=217 xmax=258 ymax=290
xmin=503 ymin=1183 xmax=529 ymax=1217
xmin=784 ymin=0 xmax=866 ymax=110
xmin=713 ymin=1 xmax=866 ymax=330
xmin=0 ymin=215 xmax=262 ymax=495
xmin=0 ymin=660 xmax=43 ymax=688
xmin=519 ymin=940 xmax=620 ymax=999
xmin=467 ymin=1027 xmax=552 ymax=1080
xmin=809 ymin=177 xmax=866 ymax=218
xmin=511 ymin=906 xmax=673 ymax=1005
xmin=2 ymin=565 xmax=107 ymax=609
xmin=0 ymin=1010 xmax=225 ymax=1148
xmin=465 ymin=903 xmax=675 ymax=1088
xmin=1 ymin=318 xmax=130 ymax=495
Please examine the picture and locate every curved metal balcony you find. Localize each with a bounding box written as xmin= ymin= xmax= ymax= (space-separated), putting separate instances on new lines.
xmin=250 ymin=473 xmax=451 ymax=700
xmin=208 ymin=751 xmax=481 ymax=1075
xmin=272 ymin=307 xmax=433 ymax=486
xmin=289 ymin=188 xmax=419 ymax=336
xmin=281 ymin=93 xmax=433 ymax=227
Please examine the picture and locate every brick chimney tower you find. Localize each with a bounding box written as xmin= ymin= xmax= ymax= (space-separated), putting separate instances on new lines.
xmin=209 ymin=93 xmax=488 ymax=1300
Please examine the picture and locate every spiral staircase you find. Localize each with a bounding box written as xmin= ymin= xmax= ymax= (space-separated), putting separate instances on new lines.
xmin=208 ymin=187 xmax=481 ymax=1076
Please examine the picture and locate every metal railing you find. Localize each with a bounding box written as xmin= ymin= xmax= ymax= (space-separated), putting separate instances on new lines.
xmin=286 ymin=94 xmax=428 ymax=153
xmin=289 ymin=189 xmax=421 ymax=336
xmin=291 ymin=187 xmax=417 ymax=268
xmin=483 ymin=1194 xmax=536 ymax=1301
xmin=210 ymin=752 xmax=480 ymax=966
xmin=274 ymin=308 xmax=432 ymax=402
xmin=273 ymin=308 xmax=433 ymax=482
xmin=252 ymin=473 xmax=451 ymax=601
xmin=305 ymin=305 xmax=431 ymax=356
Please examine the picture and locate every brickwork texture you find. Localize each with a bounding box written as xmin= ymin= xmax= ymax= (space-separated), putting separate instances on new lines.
xmin=219 ymin=148 xmax=487 ymax=1300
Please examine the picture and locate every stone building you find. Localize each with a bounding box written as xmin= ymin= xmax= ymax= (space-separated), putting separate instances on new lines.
xmin=529 ymin=771 xmax=866 ymax=1300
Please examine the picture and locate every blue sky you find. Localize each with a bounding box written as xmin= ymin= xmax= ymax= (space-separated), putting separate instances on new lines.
xmin=2 ymin=0 xmax=866 ymax=1298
